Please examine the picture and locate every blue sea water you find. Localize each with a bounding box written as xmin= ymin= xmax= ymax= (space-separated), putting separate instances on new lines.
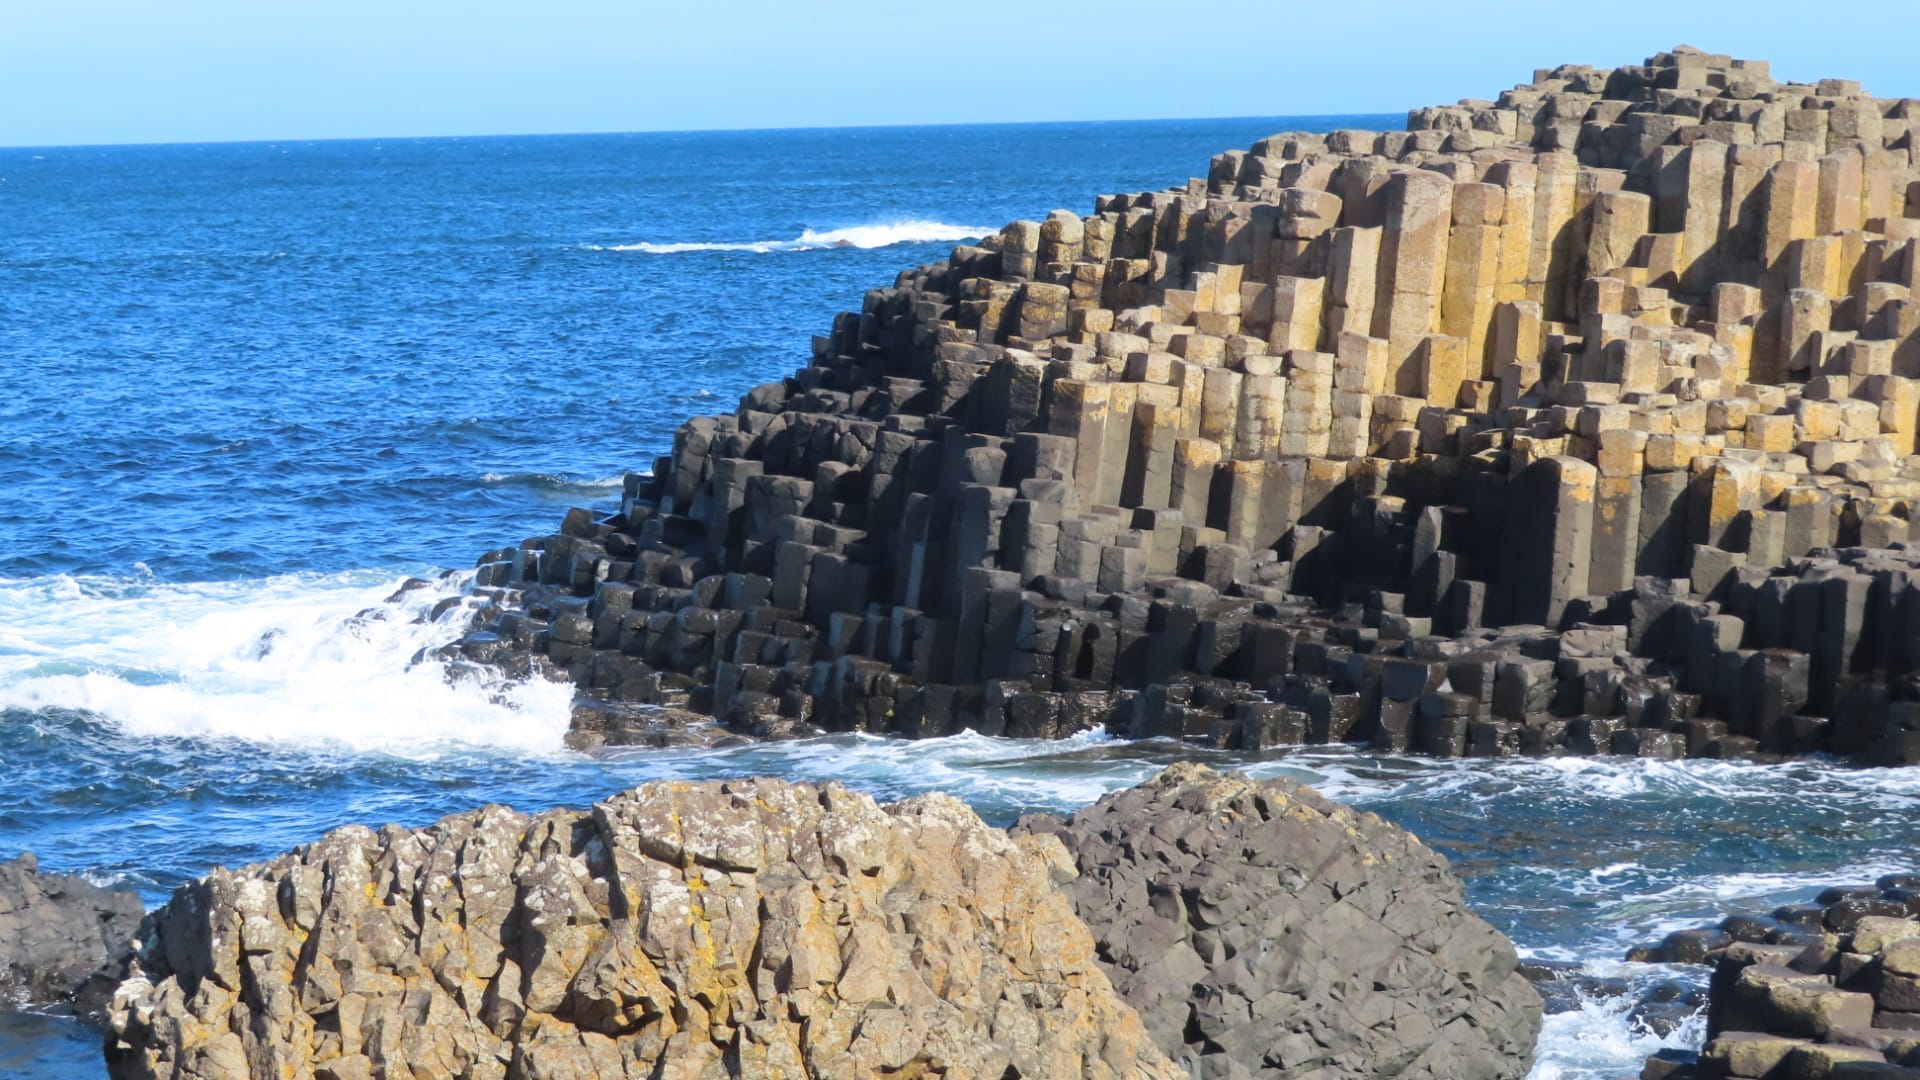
xmin=3 ymin=119 xmax=1919 ymax=1078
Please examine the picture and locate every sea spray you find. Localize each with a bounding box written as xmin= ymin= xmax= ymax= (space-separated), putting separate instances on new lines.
xmin=0 ymin=571 xmax=571 ymax=754
xmin=1524 ymin=963 xmax=1707 ymax=1080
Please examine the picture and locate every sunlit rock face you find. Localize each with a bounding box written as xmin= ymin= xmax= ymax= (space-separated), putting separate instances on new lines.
xmin=104 ymin=777 xmax=1183 ymax=1080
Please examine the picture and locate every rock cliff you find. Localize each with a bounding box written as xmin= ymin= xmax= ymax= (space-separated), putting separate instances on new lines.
xmin=449 ymin=45 xmax=1920 ymax=764
xmin=104 ymin=778 xmax=1181 ymax=1079
xmin=1016 ymin=763 xmax=1541 ymax=1079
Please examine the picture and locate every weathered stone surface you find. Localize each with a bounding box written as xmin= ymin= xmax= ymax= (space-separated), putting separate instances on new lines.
xmin=1014 ymin=763 xmax=1542 ymax=1078
xmin=0 ymin=853 xmax=145 ymax=1022
xmin=105 ymin=779 xmax=1182 ymax=1079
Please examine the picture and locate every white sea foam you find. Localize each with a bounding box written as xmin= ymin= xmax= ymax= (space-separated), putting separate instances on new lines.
xmin=0 ymin=570 xmax=572 ymax=755
xmin=1615 ymin=862 xmax=1914 ymax=910
xmin=1262 ymin=745 xmax=1920 ymax=809
xmin=590 ymin=726 xmax=1156 ymax=815
xmin=478 ymin=471 xmax=625 ymax=493
xmin=1527 ymin=963 xmax=1707 ymax=1079
xmin=590 ymin=220 xmax=992 ymax=254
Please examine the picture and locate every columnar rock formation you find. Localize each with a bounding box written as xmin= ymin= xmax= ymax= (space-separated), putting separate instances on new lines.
xmin=456 ymin=47 xmax=1920 ymax=763
xmin=1013 ymin=763 xmax=1542 ymax=1079
xmin=104 ymin=779 xmax=1183 ymax=1079
xmin=1637 ymin=875 xmax=1920 ymax=1079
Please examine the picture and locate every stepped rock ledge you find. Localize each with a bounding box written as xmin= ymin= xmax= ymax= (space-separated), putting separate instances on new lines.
xmin=1633 ymin=875 xmax=1920 ymax=1079
xmin=101 ymin=767 xmax=1539 ymax=1078
xmin=445 ymin=45 xmax=1920 ymax=764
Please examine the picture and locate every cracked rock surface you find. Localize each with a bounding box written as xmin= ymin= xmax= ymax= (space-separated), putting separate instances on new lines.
xmin=104 ymin=778 xmax=1181 ymax=1079
xmin=1015 ymin=763 xmax=1542 ymax=1079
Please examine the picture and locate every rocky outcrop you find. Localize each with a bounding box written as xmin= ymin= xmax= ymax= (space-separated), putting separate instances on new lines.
xmin=449 ymin=46 xmax=1920 ymax=765
xmin=1637 ymin=874 xmax=1920 ymax=1079
xmin=1014 ymin=763 xmax=1542 ymax=1079
xmin=104 ymin=778 xmax=1182 ymax=1079
xmin=563 ymin=700 xmax=757 ymax=750
xmin=0 ymin=852 xmax=144 ymax=1022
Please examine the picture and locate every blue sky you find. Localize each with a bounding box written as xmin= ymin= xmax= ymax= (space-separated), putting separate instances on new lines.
xmin=2 ymin=1 xmax=1910 ymax=147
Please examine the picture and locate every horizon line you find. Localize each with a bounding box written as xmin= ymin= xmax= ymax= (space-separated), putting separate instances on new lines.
xmin=0 ymin=110 xmax=1411 ymax=154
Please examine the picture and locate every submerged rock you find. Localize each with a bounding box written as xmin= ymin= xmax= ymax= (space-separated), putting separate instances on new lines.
xmin=1014 ymin=763 xmax=1542 ymax=1079
xmin=104 ymin=778 xmax=1181 ymax=1079
xmin=0 ymin=852 xmax=145 ymax=1022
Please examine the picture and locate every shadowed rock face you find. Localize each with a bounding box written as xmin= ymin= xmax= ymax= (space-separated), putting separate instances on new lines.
xmin=1015 ymin=763 xmax=1542 ymax=1079
xmin=103 ymin=778 xmax=1182 ymax=1080
xmin=0 ymin=853 xmax=145 ymax=1023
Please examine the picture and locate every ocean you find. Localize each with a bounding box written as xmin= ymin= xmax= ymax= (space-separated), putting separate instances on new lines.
xmin=3 ymin=119 xmax=1918 ymax=1078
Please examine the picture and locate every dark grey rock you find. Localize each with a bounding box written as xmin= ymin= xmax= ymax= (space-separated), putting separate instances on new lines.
xmin=563 ymin=699 xmax=755 ymax=750
xmin=1013 ymin=762 xmax=1542 ymax=1079
xmin=0 ymin=853 xmax=144 ymax=1022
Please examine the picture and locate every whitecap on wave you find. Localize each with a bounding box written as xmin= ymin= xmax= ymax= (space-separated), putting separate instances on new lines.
xmin=1264 ymin=745 xmax=1920 ymax=808
xmin=0 ymin=570 xmax=572 ymax=755
xmin=588 ymin=220 xmax=993 ymax=254
xmin=576 ymin=727 xmax=1157 ymax=820
xmin=478 ymin=471 xmax=626 ymax=494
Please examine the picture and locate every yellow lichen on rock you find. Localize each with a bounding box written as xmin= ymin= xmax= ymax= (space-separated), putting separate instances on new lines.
xmin=104 ymin=778 xmax=1181 ymax=1080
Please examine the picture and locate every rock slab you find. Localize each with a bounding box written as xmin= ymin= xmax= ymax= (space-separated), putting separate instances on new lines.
xmin=1016 ymin=762 xmax=1542 ymax=1079
xmin=1636 ymin=873 xmax=1920 ymax=1079
xmin=0 ymin=852 xmax=144 ymax=1020
xmin=104 ymin=778 xmax=1181 ymax=1079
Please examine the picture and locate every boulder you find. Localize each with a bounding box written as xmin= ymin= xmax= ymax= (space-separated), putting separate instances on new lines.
xmin=104 ymin=778 xmax=1181 ymax=1079
xmin=1014 ymin=762 xmax=1542 ymax=1078
xmin=0 ymin=852 xmax=144 ymax=1022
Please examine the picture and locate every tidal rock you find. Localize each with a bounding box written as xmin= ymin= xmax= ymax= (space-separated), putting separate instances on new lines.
xmin=1014 ymin=763 xmax=1542 ymax=1079
xmin=563 ymin=700 xmax=756 ymax=750
xmin=1638 ymin=872 xmax=1920 ymax=1079
xmin=0 ymin=852 xmax=145 ymax=1021
xmin=104 ymin=779 xmax=1181 ymax=1079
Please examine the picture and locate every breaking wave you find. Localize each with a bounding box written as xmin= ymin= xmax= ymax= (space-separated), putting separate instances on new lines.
xmin=590 ymin=220 xmax=992 ymax=254
xmin=0 ymin=570 xmax=572 ymax=755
